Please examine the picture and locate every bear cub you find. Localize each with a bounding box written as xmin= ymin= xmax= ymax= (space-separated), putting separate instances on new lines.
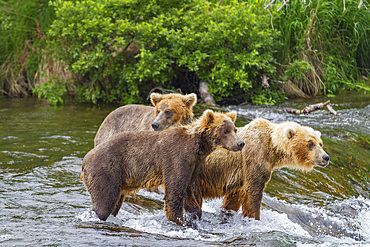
xmin=94 ymin=93 xmax=197 ymax=146
xmin=82 ymin=110 xmax=245 ymax=225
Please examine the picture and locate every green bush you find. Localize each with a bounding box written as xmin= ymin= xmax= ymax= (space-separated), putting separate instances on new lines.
xmin=273 ymin=0 xmax=370 ymax=96
xmin=33 ymin=75 xmax=67 ymax=105
xmin=0 ymin=0 xmax=55 ymax=97
xmin=47 ymin=0 xmax=282 ymax=105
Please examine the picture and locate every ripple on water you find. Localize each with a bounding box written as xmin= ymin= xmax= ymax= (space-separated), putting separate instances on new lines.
xmin=225 ymin=101 xmax=370 ymax=136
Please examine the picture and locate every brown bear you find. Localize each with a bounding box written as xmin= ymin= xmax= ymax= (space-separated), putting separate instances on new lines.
xmin=81 ymin=110 xmax=245 ymax=225
xmin=184 ymin=118 xmax=330 ymax=221
xmin=94 ymin=92 xmax=197 ymax=146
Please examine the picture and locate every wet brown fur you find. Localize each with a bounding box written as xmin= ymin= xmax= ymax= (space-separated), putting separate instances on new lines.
xmin=184 ymin=118 xmax=329 ymax=220
xmin=82 ymin=110 xmax=242 ymax=225
xmin=94 ymin=93 xmax=197 ymax=146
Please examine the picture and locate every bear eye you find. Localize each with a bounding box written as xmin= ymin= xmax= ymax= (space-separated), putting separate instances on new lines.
xmin=165 ymin=110 xmax=173 ymax=117
xmin=307 ymin=141 xmax=315 ymax=150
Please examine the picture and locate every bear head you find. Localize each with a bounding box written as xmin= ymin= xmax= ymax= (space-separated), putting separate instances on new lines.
xmin=271 ymin=121 xmax=330 ymax=171
xmin=199 ymin=110 xmax=244 ymax=152
xmin=150 ymin=93 xmax=197 ymax=131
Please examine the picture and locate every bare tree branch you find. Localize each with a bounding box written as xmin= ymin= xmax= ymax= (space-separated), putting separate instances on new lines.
xmin=277 ymin=0 xmax=290 ymax=12
xmin=264 ymin=0 xmax=276 ymax=9
xmin=284 ymin=100 xmax=340 ymax=115
xmin=343 ymin=0 xmax=346 ymax=12
xmin=358 ymin=0 xmax=364 ymax=8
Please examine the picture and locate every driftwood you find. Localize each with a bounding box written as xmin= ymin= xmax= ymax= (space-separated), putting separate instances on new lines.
xmin=199 ymin=82 xmax=215 ymax=105
xmin=284 ymin=100 xmax=340 ymax=115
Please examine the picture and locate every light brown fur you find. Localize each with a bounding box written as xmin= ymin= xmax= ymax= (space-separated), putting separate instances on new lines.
xmin=184 ymin=118 xmax=329 ymax=220
xmin=94 ymin=93 xmax=197 ymax=146
xmin=82 ymin=110 xmax=244 ymax=225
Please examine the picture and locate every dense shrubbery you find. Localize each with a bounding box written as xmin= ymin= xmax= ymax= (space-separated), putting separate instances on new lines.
xmin=44 ymin=0 xmax=283 ymax=105
xmin=1 ymin=0 xmax=369 ymax=105
xmin=273 ymin=0 xmax=370 ymax=96
xmin=0 ymin=0 xmax=55 ymax=97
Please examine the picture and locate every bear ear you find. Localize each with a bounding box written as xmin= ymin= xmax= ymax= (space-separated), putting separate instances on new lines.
xmin=225 ymin=111 xmax=237 ymax=123
xmin=285 ymin=127 xmax=296 ymax=139
xmin=183 ymin=93 xmax=197 ymax=107
xmin=150 ymin=93 xmax=163 ymax=106
xmin=200 ymin=110 xmax=215 ymax=130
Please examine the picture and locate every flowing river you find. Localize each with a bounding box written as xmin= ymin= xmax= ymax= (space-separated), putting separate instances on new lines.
xmin=0 ymin=93 xmax=369 ymax=246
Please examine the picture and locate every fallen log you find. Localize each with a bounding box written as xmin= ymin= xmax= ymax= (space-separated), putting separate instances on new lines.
xmin=284 ymin=100 xmax=340 ymax=115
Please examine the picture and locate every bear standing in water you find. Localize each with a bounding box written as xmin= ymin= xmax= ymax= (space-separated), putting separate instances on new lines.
xmin=184 ymin=118 xmax=330 ymax=221
xmin=81 ymin=110 xmax=245 ymax=225
xmin=94 ymin=93 xmax=197 ymax=146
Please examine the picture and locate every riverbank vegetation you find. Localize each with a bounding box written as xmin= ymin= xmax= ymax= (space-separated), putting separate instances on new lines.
xmin=0 ymin=0 xmax=369 ymax=105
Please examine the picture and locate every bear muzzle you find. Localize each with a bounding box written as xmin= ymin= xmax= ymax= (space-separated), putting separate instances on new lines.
xmin=152 ymin=121 xmax=160 ymax=131
xmin=237 ymin=141 xmax=245 ymax=151
xmin=321 ymin=154 xmax=330 ymax=167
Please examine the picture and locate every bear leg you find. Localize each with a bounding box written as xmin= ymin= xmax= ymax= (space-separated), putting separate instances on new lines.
xmin=184 ymin=185 xmax=202 ymax=220
xmin=163 ymin=181 xmax=190 ymax=225
xmin=241 ymin=188 xmax=264 ymax=220
xmin=222 ymin=191 xmax=242 ymax=213
xmin=111 ymin=193 xmax=125 ymax=216
xmin=164 ymin=198 xmax=184 ymax=225
xmin=163 ymin=163 xmax=197 ymax=225
xmin=88 ymin=174 xmax=121 ymax=221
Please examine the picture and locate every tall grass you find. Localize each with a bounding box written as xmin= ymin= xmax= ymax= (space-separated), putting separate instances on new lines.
xmin=273 ymin=0 xmax=370 ymax=96
xmin=0 ymin=0 xmax=55 ymax=97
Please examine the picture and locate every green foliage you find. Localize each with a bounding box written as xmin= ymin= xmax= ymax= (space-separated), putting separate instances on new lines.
xmin=286 ymin=60 xmax=312 ymax=80
xmin=2 ymin=0 xmax=368 ymax=105
xmin=324 ymin=57 xmax=370 ymax=95
xmin=273 ymin=0 xmax=370 ymax=96
xmin=33 ymin=76 xmax=67 ymax=105
xmin=251 ymin=88 xmax=287 ymax=105
xmin=48 ymin=0 xmax=282 ymax=105
xmin=0 ymin=0 xmax=55 ymax=96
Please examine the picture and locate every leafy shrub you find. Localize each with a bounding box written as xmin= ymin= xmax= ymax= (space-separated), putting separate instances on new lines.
xmin=0 ymin=0 xmax=55 ymax=97
xmin=33 ymin=75 xmax=67 ymax=105
xmin=286 ymin=60 xmax=312 ymax=81
xmin=273 ymin=0 xmax=370 ymax=96
xmin=48 ymin=0 xmax=282 ymax=105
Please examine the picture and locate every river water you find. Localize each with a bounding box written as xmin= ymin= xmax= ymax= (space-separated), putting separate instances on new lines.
xmin=0 ymin=94 xmax=369 ymax=246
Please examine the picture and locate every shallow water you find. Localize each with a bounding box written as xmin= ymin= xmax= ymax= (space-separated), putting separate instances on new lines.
xmin=0 ymin=95 xmax=369 ymax=246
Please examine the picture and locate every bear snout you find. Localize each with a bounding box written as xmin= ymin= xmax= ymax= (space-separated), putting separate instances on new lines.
xmin=152 ymin=122 xmax=160 ymax=131
xmin=323 ymin=154 xmax=330 ymax=162
xmin=237 ymin=141 xmax=245 ymax=151
xmin=322 ymin=154 xmax=330 ymax=166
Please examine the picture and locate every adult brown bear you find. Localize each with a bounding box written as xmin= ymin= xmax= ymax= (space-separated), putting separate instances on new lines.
xmin=184 ymin=118 xmax=330 ymax=221
xmin=94 ymin=93 xmax=197 ymax=146
xmin=81 ymin=110 xmax=245 ymax=225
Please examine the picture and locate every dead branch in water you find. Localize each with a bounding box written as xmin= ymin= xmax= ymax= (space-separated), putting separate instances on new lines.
xmin=284 ymin=100 xmax=340 ymax=115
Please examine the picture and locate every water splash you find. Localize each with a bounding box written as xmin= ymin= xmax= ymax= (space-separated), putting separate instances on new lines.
xmin=76 ymin=190 xmax=370 ymax=245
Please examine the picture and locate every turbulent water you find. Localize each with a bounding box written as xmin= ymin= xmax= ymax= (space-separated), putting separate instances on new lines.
xmin=0 ymin=95 xmax=369 ymax=246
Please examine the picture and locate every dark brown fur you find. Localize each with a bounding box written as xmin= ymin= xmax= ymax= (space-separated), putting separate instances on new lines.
xmin=184 ymin=118 xmax=329 ymax=220
xmin=94 ymin=93 xmax=197 ymax=146
xmin=82 ymin=110 xmax=244 ymax=225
